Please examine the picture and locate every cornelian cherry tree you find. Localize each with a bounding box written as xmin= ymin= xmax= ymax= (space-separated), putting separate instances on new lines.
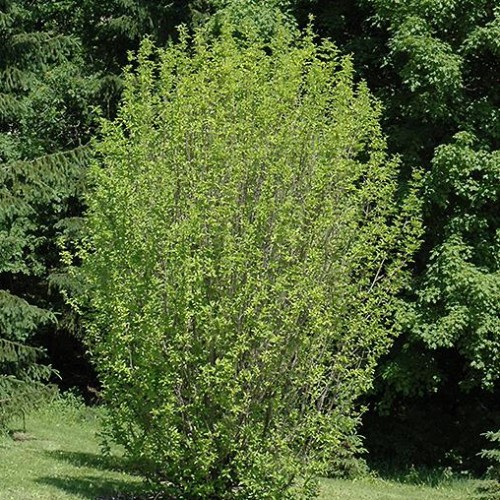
xmin=77 ymin=22 xmax=421 ymax=499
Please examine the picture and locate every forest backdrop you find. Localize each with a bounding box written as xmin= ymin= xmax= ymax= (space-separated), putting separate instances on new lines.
xmin=0 ymin=0 xmax=498 ymax=476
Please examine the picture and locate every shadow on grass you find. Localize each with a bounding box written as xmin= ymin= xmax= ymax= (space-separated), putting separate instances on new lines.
xmin=37 ymin=450 xmax=153 ymax=499
xmin=367 ymin=462 xmax=472 ymax=487
xmin=35 ymin=475 xmax=146 ymax=499
xmin=43 ymin=449 xmax=137 ymax=474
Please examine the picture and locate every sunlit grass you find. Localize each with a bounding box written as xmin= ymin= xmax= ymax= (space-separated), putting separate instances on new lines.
xmin=0 ymin=396 xmax=142 ymax=500
xmin=319 ymin=475 xmax=480 ymax=499
xmin=0 ymin=397 xmax=485 ymax=499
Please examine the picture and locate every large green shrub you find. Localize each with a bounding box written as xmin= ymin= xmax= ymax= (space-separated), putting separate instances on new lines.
xmin=77 ymin=21 xmax=420 ymax=499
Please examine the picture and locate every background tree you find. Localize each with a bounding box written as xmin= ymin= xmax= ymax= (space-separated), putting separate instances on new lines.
xmin=293 ymin=0 xmax=500 ymax=469
xmin=0 ymin=0 xmax=96 ymax=418
xmin=75 ymin=20 xmax=420 ymax=497
xmin=0 ymin=0 xmax=200 ymax=401
xmin=47 ymin=0 xmax=194 ymax=116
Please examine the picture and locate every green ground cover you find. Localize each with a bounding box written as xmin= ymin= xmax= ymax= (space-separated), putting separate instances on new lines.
xmin=320 ymin=476 xmax=479 ymax=500
xmin=0 ymin=398 xmax=484 ymax=499
xmin=0 ymin=398 xmax=142 ymax=499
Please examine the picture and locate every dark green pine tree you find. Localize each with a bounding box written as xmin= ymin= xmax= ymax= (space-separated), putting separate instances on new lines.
xmin=0 ymin=0 xmax=201 ymax=414
xmin=0 ymin=0 xmax=96 ymax=426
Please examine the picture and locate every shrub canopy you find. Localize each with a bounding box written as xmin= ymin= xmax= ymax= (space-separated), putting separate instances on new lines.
xmin=78 ymin=22 xmax=421 ymax=499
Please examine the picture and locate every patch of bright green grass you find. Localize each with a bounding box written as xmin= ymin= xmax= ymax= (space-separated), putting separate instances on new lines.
xmin=0 ymin=395 xmax=142 ymax=500
xmin=0 ymin=396 xmax=485 ymax=499
xmin=319 ymin=475 xmax=480 ymax=499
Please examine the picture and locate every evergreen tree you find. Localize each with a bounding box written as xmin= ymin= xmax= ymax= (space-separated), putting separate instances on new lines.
xmin=1 ymin=0 xmax=201 ymax=405
xmin=0 ymin=0 xmax=95 ymax=424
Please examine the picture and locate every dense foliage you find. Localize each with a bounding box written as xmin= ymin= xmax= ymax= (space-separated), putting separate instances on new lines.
xmin=362 ymin=0 xmax=499 ymax=394
xmin=481 ymin=430 xmax=500 ymax=477
xmin=2 ymin=0 xmax=498 ymax=480
xmin=77 ymin=22 xmax=419 ymax=497
xmin=0 ymin=0 xmax=96 ymax=425
xmin=360 ymin=0 xmax=499 ymax=468
xmin=293 ymin=0 xmax=500 ymax=468
xmin=0 ymin=0 xmax=194 ymax=405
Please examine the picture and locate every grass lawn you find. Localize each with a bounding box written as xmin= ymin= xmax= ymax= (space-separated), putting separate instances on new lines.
xmin=0 ymin=398 xmax=484 ymax=499
xmin=319 ymin=476 xmax=480 ymax=499
xmin=0 ymin=398 xmax=143 ymax=500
